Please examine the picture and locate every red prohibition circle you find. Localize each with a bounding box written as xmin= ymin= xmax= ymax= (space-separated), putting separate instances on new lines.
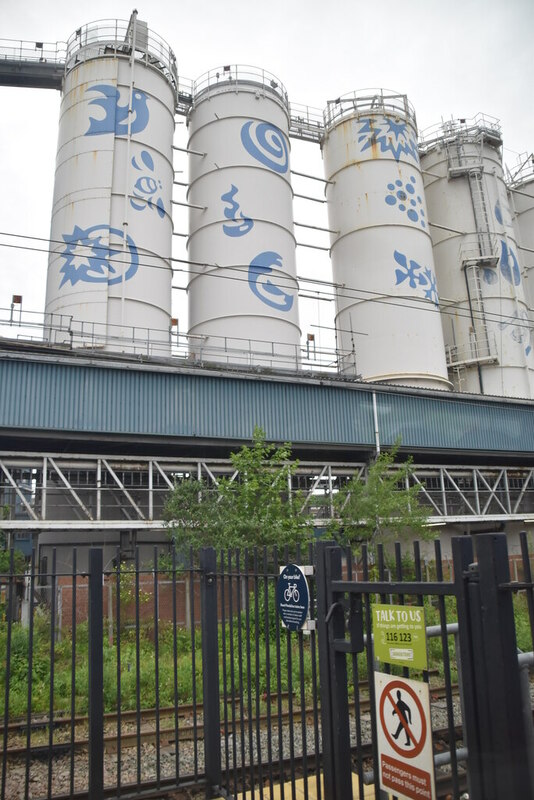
xmin=379 ymin=679 xmax=427 ymax=759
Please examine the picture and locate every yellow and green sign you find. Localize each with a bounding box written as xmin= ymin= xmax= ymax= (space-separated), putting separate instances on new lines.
xmin=372 ymin=604 xmax=428 ymax=671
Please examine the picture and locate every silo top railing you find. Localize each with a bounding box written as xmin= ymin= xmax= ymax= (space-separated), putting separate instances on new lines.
xmin=0 ymin=38 xmax=66 ymax=65
xmin=323 ymin=88 xmax=416 ymax=130
xmin=507 ymin=152 xmax=534 ymax=189
xmin=64 ymin=18 xmax=178 ymax=95
xmin=418 ymin=113 xmax=502 ymax=153
xmin=192 ymin=65 xmax=290 ymax=114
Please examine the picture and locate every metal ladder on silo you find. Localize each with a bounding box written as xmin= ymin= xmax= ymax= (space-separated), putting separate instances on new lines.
xmin=468 ymin=169 xmax=495 ymax=260
xmin=465 ymin=264 xmax=492 ymax=361
xmin=447 ymin=132 xmax=497 ymax=367
xmin=445 ymin=138 xmax=467 ymax=176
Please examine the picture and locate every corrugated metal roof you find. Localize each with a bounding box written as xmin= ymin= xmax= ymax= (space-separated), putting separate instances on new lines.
xmin=1 ymin=356 xmax=533 ymax=454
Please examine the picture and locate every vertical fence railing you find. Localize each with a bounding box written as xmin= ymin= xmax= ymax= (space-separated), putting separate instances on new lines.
xmin=200 ymin=547 xmax=221 ymax=792
xmin=24 ymin=548 xmax=36 ymax=800
xmin=88 ymin=548 xmax=104 ymax=800
xmin=1 ymin=550 xmax=14 ymax=800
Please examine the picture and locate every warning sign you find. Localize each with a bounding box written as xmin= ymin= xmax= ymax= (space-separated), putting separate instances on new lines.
xmin=375 ymin=672 xmax=436 ymax=800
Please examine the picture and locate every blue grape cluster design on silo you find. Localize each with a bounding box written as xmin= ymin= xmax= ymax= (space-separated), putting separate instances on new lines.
xmin=385 ymin=176 xmax=426 ymax=228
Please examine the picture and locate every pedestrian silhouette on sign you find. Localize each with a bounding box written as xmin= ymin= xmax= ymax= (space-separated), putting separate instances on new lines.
xmin=392 ymin=690 xmax=412 ymax=746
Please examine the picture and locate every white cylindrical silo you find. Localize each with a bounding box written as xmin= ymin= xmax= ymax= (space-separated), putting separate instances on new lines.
xmin=420 ymin=116 xmax=533 ymax=399
xmin=44 ymin=14 xmax=176 ymax=355
xmin=186 ymin=66 xmax=301 ymax=369
xmin=322 ymin=90 xmax=450 ymax=390
xmin=508 ymin=157 xmax=534 ymax=315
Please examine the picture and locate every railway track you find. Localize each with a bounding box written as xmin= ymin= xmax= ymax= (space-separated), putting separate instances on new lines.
xmin=1 ymin=679 xmax=456 ymax=760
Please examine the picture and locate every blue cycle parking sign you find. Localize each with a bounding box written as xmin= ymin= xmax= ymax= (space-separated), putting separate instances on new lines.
xmin=276 ymin=564 xmax=310 ymax=631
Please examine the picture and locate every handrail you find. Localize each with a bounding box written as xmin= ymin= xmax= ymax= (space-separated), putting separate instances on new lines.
xmin=192 ymin=64 xmax=289 ymax=113
xmin=0 ymin=38 xmax=66 ymax=64
xmin=0 ymin=306 xmax=349 ymax=373
xmin=419 ymin=113 xmax=502 ymax=151
xmin=64 ymin=17 xmax=178 ymax=93
xmin=324 ymin=88 xmax=416 ymax=130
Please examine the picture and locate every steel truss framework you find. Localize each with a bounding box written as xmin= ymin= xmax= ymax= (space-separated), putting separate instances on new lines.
xmin=1 ymin=451 xmax=534 ymax=531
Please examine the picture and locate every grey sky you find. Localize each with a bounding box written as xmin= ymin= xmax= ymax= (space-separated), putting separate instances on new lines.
xmin=1 ymin=0 xmax=532 ymax=348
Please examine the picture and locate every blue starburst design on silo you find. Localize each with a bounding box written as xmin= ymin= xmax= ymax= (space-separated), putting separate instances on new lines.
xmin=358 ymin=116 xmax=419 ymax=163
xmin=58 ymin=225 xmax=139 ymax=288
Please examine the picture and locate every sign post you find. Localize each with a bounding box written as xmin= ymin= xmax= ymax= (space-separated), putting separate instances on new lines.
xmin=375 ymin=672 xmax=436 ymax=800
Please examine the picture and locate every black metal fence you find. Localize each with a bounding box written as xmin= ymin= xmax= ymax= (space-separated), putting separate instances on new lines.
xmin=1 ymin=534 xmax=533 ymax=800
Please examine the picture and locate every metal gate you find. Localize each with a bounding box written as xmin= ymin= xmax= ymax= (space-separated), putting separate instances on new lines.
xmin=1 ymin=534 xmax=533 ymax=800
xmin=314 ymin=534 xmax=534 ymax=800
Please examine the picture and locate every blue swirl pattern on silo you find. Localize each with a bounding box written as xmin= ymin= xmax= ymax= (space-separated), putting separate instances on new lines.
xmin=240 ymin=121 xmax=289 ymax=173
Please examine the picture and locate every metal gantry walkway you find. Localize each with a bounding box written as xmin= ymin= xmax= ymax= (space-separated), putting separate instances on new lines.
xmin=0 ymin=37 xmax=325 ymax=141
xmin=0 ymin=39 xmax=65 ymax=89
xmin=1 ymin=450 xmax=533 ymax=532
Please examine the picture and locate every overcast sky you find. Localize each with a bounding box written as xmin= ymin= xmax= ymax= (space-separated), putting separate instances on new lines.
xmin=1 ymin=0 xmax=532 ymax=352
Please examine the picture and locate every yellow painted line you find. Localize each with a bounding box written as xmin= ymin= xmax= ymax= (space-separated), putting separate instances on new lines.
xmin=222 ymin=773 xmax=385 ymax=799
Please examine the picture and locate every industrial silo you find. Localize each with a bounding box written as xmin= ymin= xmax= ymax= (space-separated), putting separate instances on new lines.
xmin=322 ymin=89 xmax=450 ymax=389
xmin=186 ymin=66 xmax=301 ymax=369
xmin=420 ymin=116 xmax=533 ymax=398
xmin=44 ymin=13 xmax=176 ymax=355
xmin=508 ymin=156 xmax=534 ymax=316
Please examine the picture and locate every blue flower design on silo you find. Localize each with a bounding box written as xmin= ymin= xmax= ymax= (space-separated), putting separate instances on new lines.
xmin=130 ymin=151 xmax=165 ymax=218
xmin=393 ymin=250 xmax=439 ymax=306
xmin=499 ymin=239 xmax=521 ymax=286
xmin=240 ymin=121 xmax=289 ymax=173
xmin=85 ymin=85 xmax=149 ymax=136
xmin=248 ymin=251 xmax=294 ymax=311
xmin=58 ymin=225 xmax=139 ymax=288
xmin=358 ymin=117 xmax=419 ymax=163
xmin=221 ymin=185 xmax=254 ymax=236
xmin=422 ymin=268 xmax=439 ymax=305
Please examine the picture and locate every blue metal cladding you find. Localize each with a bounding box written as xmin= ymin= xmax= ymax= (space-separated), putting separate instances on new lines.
xmin=0 ymin=359 xmax=375 ymax=445
xmin=375 ymin=391 xmax=534 ymax=452
xmin=1 ymin=357 xmax=534 ymax=453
